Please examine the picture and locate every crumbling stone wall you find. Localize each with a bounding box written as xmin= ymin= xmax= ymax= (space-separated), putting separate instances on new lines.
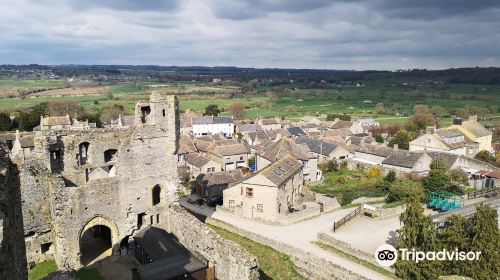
xmin=164 ymin=204 xmax=259 ymax=280
xmin=0 ymin=141 xmax=27 ymax=279
xmin=23 ymin=94 xmax=181 ymax=270
xmin=18 ymin=159 xmax=59 ymax=266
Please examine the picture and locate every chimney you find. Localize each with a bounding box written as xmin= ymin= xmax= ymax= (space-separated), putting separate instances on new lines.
xmin=393 ymin=144 xmax=398 ymax=151
xmin=426 ymin=126 xmax=435 ymax=134
xmin=469 ymin=115 xmax=477 ymax=121
xmin=15 ymin=130 xmax=20 ymax=141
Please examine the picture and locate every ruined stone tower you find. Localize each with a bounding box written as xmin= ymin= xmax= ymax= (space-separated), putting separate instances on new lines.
xmin=0 ymin=141 xmax=27 ymax=279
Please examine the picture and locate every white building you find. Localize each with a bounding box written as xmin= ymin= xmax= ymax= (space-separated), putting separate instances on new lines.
xmin=192 ymin=116 xmax=235 ymax=138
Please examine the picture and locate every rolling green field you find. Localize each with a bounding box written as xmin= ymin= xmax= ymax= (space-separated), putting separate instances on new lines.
xmin=0 ymin=79 xmax=65 ymax=89
xmin=0 ymin=80 xmax=499 ymax=126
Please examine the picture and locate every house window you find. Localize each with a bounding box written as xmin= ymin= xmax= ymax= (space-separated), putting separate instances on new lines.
xmin=246 ymin=187 xmax=253 ymax=198
xmin=256 ymin=204 xmax=263 ymax=212
xmin=240 ymin=156 xmax=243 ymax=160
xmin=427 ymin=138 xmax=431 ymax=144
xmin=229 ymin=200 xmax=235 ymax=207
xmin=240 ymin=187 xmax=243 ymax=195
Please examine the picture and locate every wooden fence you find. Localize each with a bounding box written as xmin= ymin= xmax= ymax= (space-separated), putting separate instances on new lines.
xmin=467 ymin=187 xmax=499 ymax=200
xmin=333 ymin=206 xmax=361 ymax=232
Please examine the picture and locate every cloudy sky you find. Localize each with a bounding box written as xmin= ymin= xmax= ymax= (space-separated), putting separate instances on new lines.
xmin=1 ymin=0 xmax=500 ymax=69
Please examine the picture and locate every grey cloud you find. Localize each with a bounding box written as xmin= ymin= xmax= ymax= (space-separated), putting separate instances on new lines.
xmin=65 ymin=0 xmax=182 ymax=12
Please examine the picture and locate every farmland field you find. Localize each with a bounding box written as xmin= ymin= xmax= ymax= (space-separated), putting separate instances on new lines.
xmin=0 ymin=79 xmax=499 ymax=126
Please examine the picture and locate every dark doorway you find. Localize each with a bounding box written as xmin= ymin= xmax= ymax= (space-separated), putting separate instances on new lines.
xmin=140 ymin=106 xmax=151 ymax=124
xmin=80 ymin=225 xmax=112 ymax=266
xmin=50 ymin=149 xmax=64 ymax=174
xmin=152 ymin=185 xmax=161 ymax=206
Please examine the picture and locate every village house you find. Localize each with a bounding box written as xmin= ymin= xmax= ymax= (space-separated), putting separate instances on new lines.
xmin=295 ymin=136 xmax=350 ymax=162
xmin=409 ymin=126 xmax=479 ymax=157
xmin=447 ymin=116 xmax=493 ymax=154
xmin=236 ymin=123 xmax=262 ymax=134
xmin=286 ymin=126 xmax=307 ymax=137
xmin=192 ymin=116 xmax=235 ymax=138
xmin=222 ymin=155 xmax=304 ymax=222
xmin=256 ymin=117 xmax=281 ymax=131
xmin=353 ymin=117 xmax=380 ymax=131
xmin=206 ymin=140 xmax=250 ymax=171
xmin=256 ymin=138 xmax=320 ymax=182
xmin=241 ymin=130 xmax=270 ymax=148
xmin=185 ymin=153 xmax=221 ymax=179
xmin=330 ymin=119 xmax=364 ymax=134
xmin=194 ymin=169 xmax=245 ymax=199
xmin=381 ymin=150 xmax=432 ymax=176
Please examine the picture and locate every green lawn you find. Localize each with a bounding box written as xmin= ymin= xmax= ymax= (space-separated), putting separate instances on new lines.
xmin=210 ymin=225 xmax=304 ymax=280
xmin=27 ymin=260 xmax=104 ymax=280
xmin=28 ymin=260 xmax=58 ymax=280
xmin=311 ymin=170 xmax=386 ymax=206
xmin=0 ymin=80 xmax=64 ymax=89
xmin=313 ymin=242 xmax=397 ymax=279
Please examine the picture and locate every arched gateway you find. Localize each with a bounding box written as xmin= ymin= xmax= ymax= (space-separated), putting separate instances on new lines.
xmin=79 ymin=215 xmax=119 ymax=266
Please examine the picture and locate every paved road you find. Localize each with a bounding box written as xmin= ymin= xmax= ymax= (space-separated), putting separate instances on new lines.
xmin=212 ymin=209 xmax=393 ymax=280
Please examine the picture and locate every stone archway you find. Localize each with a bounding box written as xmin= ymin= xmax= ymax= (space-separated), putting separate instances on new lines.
xmin=79 ymin=215 xmax=119 ymax=266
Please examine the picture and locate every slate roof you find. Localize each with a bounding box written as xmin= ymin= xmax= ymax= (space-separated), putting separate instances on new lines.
xmin=192 ymin=116 xmax=234 ymax=125
xmin=461 ymin=120 xmax=492 ymax=137
xmin=330 ymin=120 xmax=352 ymax=129
xmin=324 ymin=128 xmax=352 ymax=138
xmin=135 ymin=227 xmax=207 ymax=280
xmin=435 ymin=128 xmax=474 ymax=149
xmin=258 ymin=138 xmax=314 ymax=161
xmin=186 ymin=153 xmax=211 ymax=168
xmin=208 ymin=140 xmax=249 ymax=156
xmin=178 ymin=135 xmax=197 ymax=155
xmin=195 ymin=169 xmax=245 ymax=188
xmin=267 ymin=129 xmax=290 ymax=140
xmin=295 ymin=136 xmax=338 ymax=156
xmin=260 ymin=155 xmax=302 ymax=186
xmin=355 ymin=145 xmax=394 ymax=157
xmin=286 ymin=127 xmax=306 ymax=136
xmin=382 ymin=150 xmax=425 ymax=168
xmin=424 ymin=151 xmax=459 ymax=168
xmin=260 ymin=118 xmax=280 ymax=125
xmin=237 ymin=124 xmax=262 ymax=133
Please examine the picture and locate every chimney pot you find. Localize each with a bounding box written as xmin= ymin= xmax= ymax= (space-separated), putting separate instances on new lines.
xmin=393 ymin=144 xmax=398 ymax=151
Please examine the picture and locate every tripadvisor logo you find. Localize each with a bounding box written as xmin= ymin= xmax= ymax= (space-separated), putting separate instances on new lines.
xmin=375 ymin=244 xmax=481 ymax=267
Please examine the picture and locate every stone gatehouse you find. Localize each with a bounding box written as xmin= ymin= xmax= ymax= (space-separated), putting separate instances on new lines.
xmin=3 ymin=93 xmax=258 ymax=280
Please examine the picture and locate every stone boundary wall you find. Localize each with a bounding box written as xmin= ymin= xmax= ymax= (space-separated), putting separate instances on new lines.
xmin=379 ymin=205 xmax=405 ymax=219
xmin=206 ymin=217 xmax=369 ymax=280
xmin=316 ymin=194 xmax=341 ymax=212
xmin=216 ymin=195 xmax=340 ymax=226
xmin=317 ymin=233 xmax=377 ymax=265
xmin=164 ymin=205 xmax=259 ymax=280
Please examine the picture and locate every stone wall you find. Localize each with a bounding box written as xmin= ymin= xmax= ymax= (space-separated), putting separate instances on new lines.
xmin=18 ymin=159 xmax=58 ymax=266
xmin=163 ymin=205 xmax=259 ymax=280
xmin=0 ymin=142 xmax=27 ymax=279
xmin=317 ymin=233 xmax=378 ymax=265
xmin=207 ymin=216 xmax=369 ymax=280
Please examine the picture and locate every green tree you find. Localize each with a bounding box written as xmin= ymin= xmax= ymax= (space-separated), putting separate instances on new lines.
xmin=0 ymin=112 xmax=11 ymax=131
xmin=18 ymin=102 xmax=47 ymax=131
xmin=406 ymin=114 xmax=436 ymax=132
xmin=388 ymin=129 xmax=411 ymax=150
xmin=423 ymin=161 xmax=451 ymax=193
xmin=384 ymin=170 xmax=396 ymax=183
xmin=430 ymin=105 xmax=446 ymax=118
xmin=203 ymin=104 xmax=221 ymax=116
xmin=465 ymin=204 xmax=500 ymax=279
xmin=474 ymin=150 xmax=496 ymax=163
xmin=413 ymin=104 xmax=430 ymax=115
xmin=395 ymin=195 xmax=442 ymax=279
xmin=373 ymin=133 xmax=384 ymax=143
xmin=439 ymin=215 xmax=469 ymax=276
xmin=387 ymin=178 xmax=424 ymax=202
xmin=99 ymin=104 xmax=124 ymax=125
